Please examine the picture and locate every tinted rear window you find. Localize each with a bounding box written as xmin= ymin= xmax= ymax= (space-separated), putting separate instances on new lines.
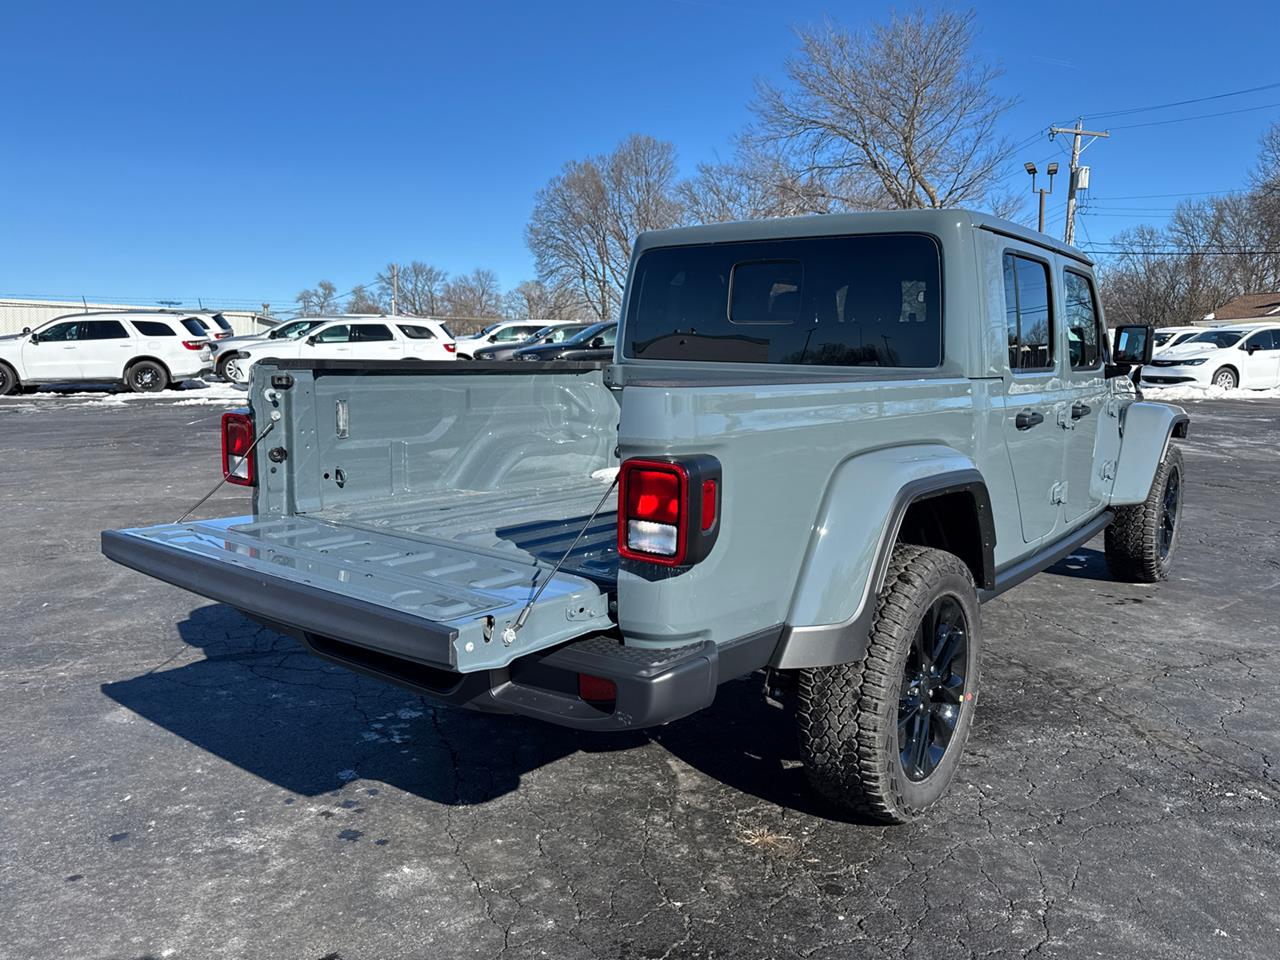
xmin=181 ymin=318 xmax=207 ymax=337
xmin=625 ymin=234 xmax=942 ymax=367
xmin=133 ymin=320 xmax=176 ymax=336
xmin=210 ymin=313 xmax=232 ymax=331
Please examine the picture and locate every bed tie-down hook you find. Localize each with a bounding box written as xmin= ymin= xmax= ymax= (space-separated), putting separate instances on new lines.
xmin=504 ymin=474 xmax=619 ymax=645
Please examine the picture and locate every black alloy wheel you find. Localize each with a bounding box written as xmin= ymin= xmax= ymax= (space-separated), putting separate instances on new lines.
xmin=1158 ymin=464 xmax=1181 ymax=559
xmin=897 ymin=595 xmax=969 ymax=782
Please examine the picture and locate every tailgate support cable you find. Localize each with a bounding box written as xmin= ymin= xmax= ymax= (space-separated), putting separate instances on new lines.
xmin=504 ymin=474 xmax=619 ymax=646
xmin=173 ymin=419 xmax=277 ymax=524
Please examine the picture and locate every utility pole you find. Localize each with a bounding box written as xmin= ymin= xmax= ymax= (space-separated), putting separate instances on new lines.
xmin=1050 ymin=118 xmax=1110 ymax=246
xmin=390 ymin=263 xmax=399 ymax=316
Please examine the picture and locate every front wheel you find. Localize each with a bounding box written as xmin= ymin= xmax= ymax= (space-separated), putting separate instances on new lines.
xmin=1105 ymin=445 xmax=1184 ymax=582
xmin=797 ymin=544 xmax=981 ymax=823
xmin=126 ymin=360 xmax=169 ymax=393
xmin=1212 ymin=366 xmax=1237 ymax=390
xmin=0 ymin=362 xmax=19 ymax=396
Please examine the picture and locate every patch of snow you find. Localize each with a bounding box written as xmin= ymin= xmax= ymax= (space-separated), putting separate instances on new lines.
xmin=592 ymin=466 xmax=620 ymax=482
xmin=1142 ymin=383 xmax=1280 ymax=402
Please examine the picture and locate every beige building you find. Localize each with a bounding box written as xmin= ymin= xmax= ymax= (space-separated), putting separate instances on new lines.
xmin=0 ymin=298 xmax=271 ymax=337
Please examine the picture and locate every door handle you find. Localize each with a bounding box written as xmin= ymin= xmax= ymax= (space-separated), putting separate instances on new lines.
xmin=1015 ymin=409 xmax=1044 ymax=430
xmin=1071 ymin=401 xmax=1092 ymax=419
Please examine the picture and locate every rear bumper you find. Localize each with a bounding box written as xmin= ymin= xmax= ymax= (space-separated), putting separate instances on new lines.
xmin=293 ymin=626 xmax=781 ymax=731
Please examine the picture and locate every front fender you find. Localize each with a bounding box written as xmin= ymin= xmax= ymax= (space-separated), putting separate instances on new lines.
xmin=772 ymin=444 xmax=989 ymax=669
xmin=1111 ymin=401 xmax=1189 ymax=506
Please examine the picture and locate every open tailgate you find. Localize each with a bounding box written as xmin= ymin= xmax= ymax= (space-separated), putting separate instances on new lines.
xmin=101 ymin=515 xmax=613 ymax=673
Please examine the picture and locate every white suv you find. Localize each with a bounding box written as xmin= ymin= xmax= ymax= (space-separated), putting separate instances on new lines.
xmin=0 ymin=312 xmax=214 ymax=395
xmin=213 ymin=317 xmax=329 ymax=380
xmin=223 ymin=317 xmax=455 ymax=383
xmin=453 ymin=320 xmax=568 ymax=360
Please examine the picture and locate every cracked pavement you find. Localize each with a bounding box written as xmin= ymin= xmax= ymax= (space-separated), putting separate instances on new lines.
xmin=2 ymin=396 xmax=1278 ymax=959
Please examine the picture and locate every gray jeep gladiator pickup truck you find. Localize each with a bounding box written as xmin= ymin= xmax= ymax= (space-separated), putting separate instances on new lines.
xmin=103 ymin=210 xmax=1188 ymax=822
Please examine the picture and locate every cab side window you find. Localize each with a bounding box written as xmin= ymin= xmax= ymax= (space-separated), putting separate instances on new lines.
xmin=1064 ymin=270 xmax=1103 ymax=369
xmin=133 ymin=320 xmax=176 ymax=337
xmin=1002 ymin=253 xmax=1054 ymax=371
xmin=397 ymin=324 xmax=436 ymax=340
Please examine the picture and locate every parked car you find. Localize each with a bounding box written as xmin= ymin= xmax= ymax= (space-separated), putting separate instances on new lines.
xmin=1142 ymin=324 xmax=1280 ymax=390
xmin=454 ymin=320 xmax=569 ymax=359
xmin=473 ymin=322 xmax=594 ymax=360
xmin=0 ymin=312 xmax=213 ymax=394
xmin=192 ymin=312 xmax=235 ymax=341
xmin=1152 ymin=325 xmax=1204 ymax=351
xmin=512 ymin=321 xmax=616 ymax=361
xmin=104 ymin=209 xmax=1187 ymax=823
xmin=213 ymin=318 xmax=329 ymax=380
xmin=221 ymin=316 xmax=455 ymax=383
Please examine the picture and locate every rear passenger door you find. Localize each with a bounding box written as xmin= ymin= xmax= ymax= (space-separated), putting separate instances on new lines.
xmin=1060 ymin=269 xmax=1110 ymax=524
xmin=1000 ymin=249 xmax=1069 ymax=544
xmin=75 ymin=319 xmax=136 ymax=380
xmin=1239 ymin=329 xmax=1280 ymax=387
xmin=348 ymin=323 xmax=399 ymax=360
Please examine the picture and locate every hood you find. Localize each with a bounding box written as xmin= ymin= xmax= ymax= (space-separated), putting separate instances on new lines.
xmin=1155 ymin=339 xmax=1225 ymax=359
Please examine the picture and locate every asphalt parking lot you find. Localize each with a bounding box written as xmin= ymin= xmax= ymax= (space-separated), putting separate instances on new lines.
xmin=2 ymin=392 xmax=1278 ymax=960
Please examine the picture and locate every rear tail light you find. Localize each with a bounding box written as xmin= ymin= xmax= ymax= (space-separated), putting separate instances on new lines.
xmin=577 ymin=673 xmax=616 ymax=705
xmin=444 ymin=343 xmax=456 ymax=353
xmin=182 ymin=340 xmax=207 ymax=350
xmin=617 ymin=456 xmax=721 ymax=566
xmin=221 ymin=411 xmax=256 ymax=486
xmin=215 ymin=332 xmax=231 ymax=340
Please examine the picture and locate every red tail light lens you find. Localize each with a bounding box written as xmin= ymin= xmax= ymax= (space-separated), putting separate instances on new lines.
xmin=618 ymin=460 xmax=688 ymax=565
xmin=215 ymin=332 xmax=231 ymax=340
xmin=221 ymin=411 xmax=256 ymax=486
xmin=182 ymin=339 xmax=207 ymax=350
xmin=444 ymin=343 xmax=456 ymax=353
xmin=577 ymin=673 xmax=617 ymax=705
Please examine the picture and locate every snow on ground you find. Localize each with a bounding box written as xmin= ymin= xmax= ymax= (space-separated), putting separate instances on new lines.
xmin=1141 ymin=383 xmax=1280 ymax=402
xmin=0 ymin=379 xmax=247 ymax=409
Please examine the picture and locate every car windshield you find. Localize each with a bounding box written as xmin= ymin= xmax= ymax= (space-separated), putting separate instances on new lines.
xmin=1154 ymin=331 xmax=1177 ymax=346
xmin=548 ymin=323 xmax=592 ymax=343
xmin=270 ymin=319 xmax=324 ymax=339
xmin=478 ymin=322 xmax=503 ymax=336
xmin=566 ymin=322 xmax=614 ymax=344
xmin=1186 ymin=330 xmax=1243 ymax=349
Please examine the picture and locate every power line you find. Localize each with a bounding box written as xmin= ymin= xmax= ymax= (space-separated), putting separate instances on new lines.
xmin=1110 ymin=100 xmax=1280 ymax=130
xmin=1084 ymin=80 xmax=1280 ymax=120
xmin=1088 ymin=189 xmax=1243 ymax=200
xmin=1082 ymin=245 xmax=1280 ymax=256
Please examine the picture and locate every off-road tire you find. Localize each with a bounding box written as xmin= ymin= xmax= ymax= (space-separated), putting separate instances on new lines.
xmin=797 ymin=544 xmax=982 ymax=824
xmin=126 ymin=360 xmax=169 ymax=393
xmin=1105 ymin=444 xmax=1184 ymax=583
xmin=0 ymin=362 xmax=19 ymax=396
xmin=1211 ymin=366 xmax=1237 ymax=389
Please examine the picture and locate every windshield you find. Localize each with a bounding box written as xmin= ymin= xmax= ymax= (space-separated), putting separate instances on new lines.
xmin=1154 ymin=331 xmax=1176 ymax=346
xmin=566 ymin=322 xmax=614 ymax=344
xmin=478 ymin=322 xmax=503 ymax=336
xmin=1186 ymin=330 xmax=1243 ymax=349
xmin=549 ymin=323 xmax=593 ymax=343
xmin=269 ymin=319 xmax=324 ymax=339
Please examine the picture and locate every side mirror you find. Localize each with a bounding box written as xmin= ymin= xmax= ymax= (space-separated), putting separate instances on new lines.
xmin=1112 ymin=324 xmax=1153 ymax=365
xmin=1244 ymin=343 xmax=1260 ymax=355
xmin=306 ymin=335 xmax=318 ymax=345
xmin=29 ymin=333 xmax=39 ymax=344
xmin=590 ymin=337 xmax=605 ymax=348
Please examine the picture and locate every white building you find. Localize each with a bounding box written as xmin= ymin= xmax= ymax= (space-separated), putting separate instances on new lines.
xmin=0 ymin=298 xmax=273 ymax=337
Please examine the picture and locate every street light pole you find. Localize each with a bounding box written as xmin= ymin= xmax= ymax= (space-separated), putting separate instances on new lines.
xmin=1024 ymin=161 xmax=1058 ymax=233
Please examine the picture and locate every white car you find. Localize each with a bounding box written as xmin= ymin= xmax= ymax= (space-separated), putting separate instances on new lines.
xmin=1152 ymin=325 xmax=1204 ymax=351
xmin=453 ymin=320 xmax=569 ymax=360
xmin=213 ymin=317 xmax=329 ymax=380
xmin=1143 ymin=325 xmax=1280 ymax=390
xmin=223 ymin=317 xmax=455 ymax=384
xmin=0 ymin=312 xmax=213 ymax=395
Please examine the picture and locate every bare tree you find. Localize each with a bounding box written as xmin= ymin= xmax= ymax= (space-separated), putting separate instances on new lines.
xmin=376 ymin=261 xmax=448 ymax=316
xmin=442 ymin=268 xmax=503 ymax=320
xmin=502 ymin=279 xmax=589 ymax=320
xmin=345 ymin=284 xmax=383 ymax=315
xmin=527 ymin=134 xmax=684 ymax=320
xmin=753 ymin=10 xmax=1015 ymax=212
xmin=295 ymin=280 xmax=340 ymax=315
xmin=679 ymin=139 xmax=845 ymax=224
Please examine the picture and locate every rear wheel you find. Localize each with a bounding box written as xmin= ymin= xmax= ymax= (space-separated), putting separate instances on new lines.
xmin=1105 ymin=444 xmax=1184 ymax=582
xmin=126 ymin=360 xmax=169 ymax=393
xmin=1212 ymin=366 xmax=1237 ymax=389
xmin=0 ymin=362 xmax=18 ymax=396
xmin=797 ymin=544 xmax=981 ymax=823
xmin=215 ymin=354 xmax=236 ymax=381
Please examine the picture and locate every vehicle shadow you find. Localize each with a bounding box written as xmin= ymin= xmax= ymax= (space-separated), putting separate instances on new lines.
xmin=101 ymin=604 xmax=856 ymax=819
xmin=100 ymin=604 xmax=646 ymax=806
xmin=1044 ymin=545 xmax=1111 ymax=581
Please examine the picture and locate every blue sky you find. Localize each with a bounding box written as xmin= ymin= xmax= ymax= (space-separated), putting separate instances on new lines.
xmin=2 ymin=0 xmax=1278 ymax=310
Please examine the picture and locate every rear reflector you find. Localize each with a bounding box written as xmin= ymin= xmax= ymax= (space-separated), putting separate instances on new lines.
xmin=221 ymin=411 xmax=256 ymax=486
xmin=578 ymin=673 xmax=617 ymax=704
xmin=700 ymin=479 xmax=718 ymax=531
